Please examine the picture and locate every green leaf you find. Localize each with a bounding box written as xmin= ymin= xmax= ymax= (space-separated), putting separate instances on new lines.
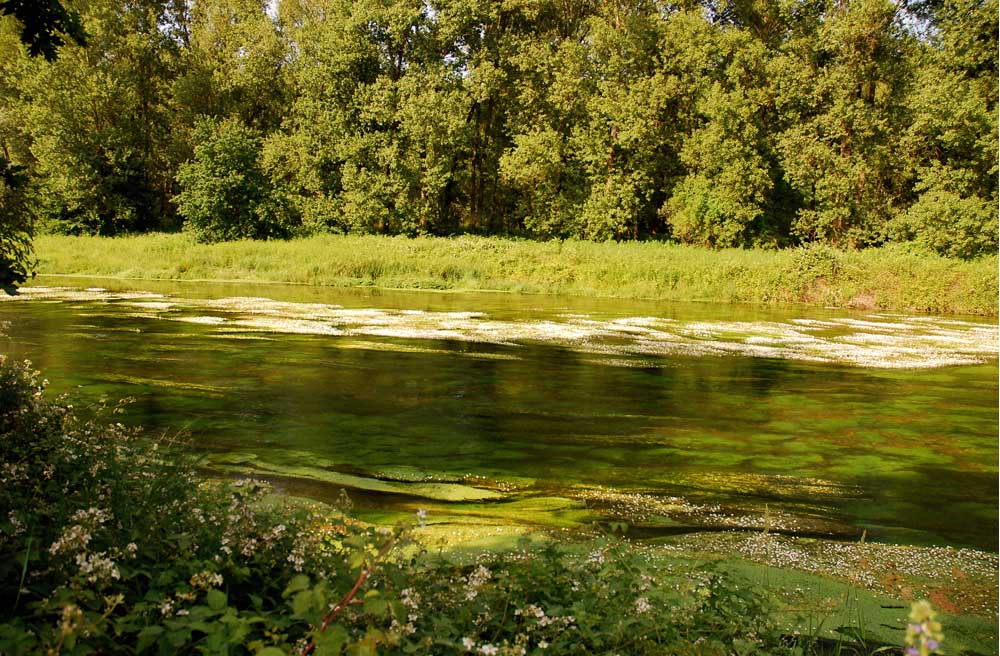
xmin=347 ymin=551 xmax=366 ymax=570
xmin=136 ymin=625 xmax=164 ymax=652
xmin=283 ymin=574 xmax=311 ymax=598
xmin=291 ymin=590 xmax=314 ymax=617
xmin=256 ymin=648 xmax=287 ymax=656
xmin=362 ymin=595 xmax=388 ymax=618
xmin=206 ymin=589 xmax=228 ymax=612
xmin=314 ymin=625 xmax=348 ymax=655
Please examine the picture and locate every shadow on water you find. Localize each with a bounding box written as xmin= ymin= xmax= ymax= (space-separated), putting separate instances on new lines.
xmin=1 ymin=282 xmax=996 ymax=551
xmin=846 ymin=464 xmax=999 ymax=550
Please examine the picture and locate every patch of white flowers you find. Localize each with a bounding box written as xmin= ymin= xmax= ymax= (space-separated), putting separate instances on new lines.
xmin=464 ymin=565 xmax=492 ymax=601
xmin=75 ymin=552 xmax=120 ymax=584
xmin=190 ymin=570 xmax=224 ymax=590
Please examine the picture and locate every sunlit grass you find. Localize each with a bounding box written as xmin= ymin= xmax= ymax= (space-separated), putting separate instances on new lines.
xmin=34 ymin=233 xmax=998 ymax=315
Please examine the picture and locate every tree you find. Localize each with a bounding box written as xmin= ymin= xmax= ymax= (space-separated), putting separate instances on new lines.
xmin=0 ymin=0 xmax=85 ymax=287
xmin=573 ymin=1 xmax=675 ymax=241
xmin=0 ymin=0 xmax=85 ymax=60
xmin=0 ymin=158 xmax=33 ymax=287
xmin=17 ymin=0 xmax=184 ymax=235
xmin=175 ymin=117 xmax=295 ymax=242
xmin=663 ymin=21 xmax=785 ymax=247
xmin=775 ymin=0 xmax=913 ymax=248
xmin=889 ymin=0 xmax=998 ymax=257
xmin=174 ymin=0 xmax=291 ymax=132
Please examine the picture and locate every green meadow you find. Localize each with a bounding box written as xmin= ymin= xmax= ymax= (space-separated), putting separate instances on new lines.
xmin=35 ymin=234 xmax=998 ymax=316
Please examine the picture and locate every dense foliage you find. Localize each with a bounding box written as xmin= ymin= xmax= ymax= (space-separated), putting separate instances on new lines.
xmin=0 ymin=157 xmax=34 ymax=286
xmin=0 ymin=0 xmax=996 ymax=254
xmin=2 ymin=355 xmax=883 ymax=655
xmin=175 ymin=118 xmax=295 ymax=242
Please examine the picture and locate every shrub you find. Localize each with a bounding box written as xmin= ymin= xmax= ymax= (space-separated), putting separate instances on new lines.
xmin=175 ymin=118 xmax=297 ymax=243
xmin=0 ymin=356 xmax=398 ymax=654
xmin=581 ymin=174 xmax=642 ymax=241
xmin=662 ymin=175 xmax=759 ymax=248
xmin=890 ymin=190 xmax=998 ymax=259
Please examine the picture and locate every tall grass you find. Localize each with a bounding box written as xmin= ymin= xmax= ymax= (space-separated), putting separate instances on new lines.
xmin=34 ymin=234 xmax=998 ymax=315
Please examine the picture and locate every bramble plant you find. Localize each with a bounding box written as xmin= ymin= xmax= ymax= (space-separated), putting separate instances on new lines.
xmin=0 ymin=356 xmax=409 ymax=654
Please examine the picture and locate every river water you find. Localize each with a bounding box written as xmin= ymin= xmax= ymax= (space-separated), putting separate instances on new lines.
xmin=1 ymin=278 xmax=996 ymax=551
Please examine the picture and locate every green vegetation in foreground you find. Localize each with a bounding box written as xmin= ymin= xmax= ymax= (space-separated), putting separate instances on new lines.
xmin=2 ymin=357 xmax=996 ymax=655
xmin=34 ymin=233 xmax=999 ymax=315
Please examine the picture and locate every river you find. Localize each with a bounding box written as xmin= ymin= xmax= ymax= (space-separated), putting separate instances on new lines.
xmin=1 ymin=278 xmax=996 ymax=551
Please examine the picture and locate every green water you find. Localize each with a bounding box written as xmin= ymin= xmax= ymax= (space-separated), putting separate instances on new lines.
xmin=1 ymin=277 xmax=996 ymax=551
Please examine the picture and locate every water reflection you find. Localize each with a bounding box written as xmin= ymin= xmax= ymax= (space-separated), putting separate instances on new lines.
xmin=1 ymin=280 xmax=996 ymax=550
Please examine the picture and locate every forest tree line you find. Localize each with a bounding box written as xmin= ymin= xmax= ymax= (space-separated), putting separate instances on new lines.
xmin=0 ymin=0 xmax=997 ymax=258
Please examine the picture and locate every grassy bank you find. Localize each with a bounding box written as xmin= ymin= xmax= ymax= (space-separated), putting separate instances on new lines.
xmin=34 ymin=233 xmax=999 ymax=315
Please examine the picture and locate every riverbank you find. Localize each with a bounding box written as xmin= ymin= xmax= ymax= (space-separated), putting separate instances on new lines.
xmin=34 ymin=234 xmax=999 ymax=316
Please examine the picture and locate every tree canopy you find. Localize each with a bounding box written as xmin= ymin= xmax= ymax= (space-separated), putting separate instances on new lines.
xmin=1 ymin=0 xmax=996 ymax=256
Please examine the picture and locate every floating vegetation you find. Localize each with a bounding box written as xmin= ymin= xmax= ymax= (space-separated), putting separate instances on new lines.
xmin=97 ymin=373 xmax=228 ymax=395
xmin=210 ymin=456 xmax=506 ymax=502
xmin=577 ymin=486 xmax=712 ymax=522
xmin=665 ymin=532 xmax=999 ymax=618
xmin=0 ymin=287 xmax=165 ymax=303
xmin=574 ymin=486 xmax=856 ymax=537
xmin=5 ymin=287 xmax=997 ymax=369
xmin=174 ymin=315 xmax=226 ymax=325
xmin=665 ymin=472 xmax=867 ymax=501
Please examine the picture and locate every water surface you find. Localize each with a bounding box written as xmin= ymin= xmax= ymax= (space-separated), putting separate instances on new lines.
xmin=2 ymin=277 xmax=996 ymax=551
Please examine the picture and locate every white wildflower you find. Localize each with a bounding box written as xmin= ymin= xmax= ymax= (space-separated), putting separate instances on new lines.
xmin=190 ymin=570 xmax=224 ymax=590
xmin=7 ymin=511 xmax=24 ymax=536
xmin=75 ymin=552 xmax=120 ymax=584
xmin=71 ymin=507 xmax=110 ymax=525
xmin=49 ymin=524 xmax=91 ymax=555
xmin=401 ymin=587 xmax=421 ymax=610
xmin=463 ymin=565 xmax=492 ymax=600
